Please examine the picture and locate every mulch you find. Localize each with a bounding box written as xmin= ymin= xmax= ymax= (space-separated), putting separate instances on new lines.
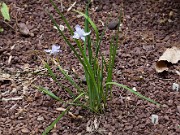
xmin=0 ymin=0 xmax=180 ymax=134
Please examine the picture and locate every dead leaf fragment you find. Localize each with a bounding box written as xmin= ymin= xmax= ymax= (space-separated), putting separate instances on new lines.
xmin=155 ymin=46 xmax=180 ymax=73
xmin=86 ymin=120 xmax=94 ymax=132
xmin=155 ymin=61 xmax=168 ymax=73
xmin=56 ymin=107 xmax=82 ymax=119
xmin=86 ymin=117 xmax=100 ymax=133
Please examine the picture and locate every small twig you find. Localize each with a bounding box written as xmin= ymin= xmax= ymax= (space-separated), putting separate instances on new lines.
xmin=60 ymin=0 xmax=65 ymax=11
xmin=67 ymin=1 xmax=76 ymax=12
xmin=0 ymin=20 xmax=15 ymax=31
xmin=1 ymin=96 xmax=23 ymax=101
xmin=158 ymin=78 xmax=173 ymax=81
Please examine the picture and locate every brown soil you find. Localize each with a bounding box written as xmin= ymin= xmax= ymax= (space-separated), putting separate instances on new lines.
xmin=0 ymin=0 xmax=180 ymax=135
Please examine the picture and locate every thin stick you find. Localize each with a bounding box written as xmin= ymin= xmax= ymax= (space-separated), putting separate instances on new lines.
xmin=0 ymin=20 xmax=15 ymax=31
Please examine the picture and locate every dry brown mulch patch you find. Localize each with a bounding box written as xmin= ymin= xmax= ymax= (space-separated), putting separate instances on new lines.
xmin=0 ymin=0 xmax=179 ymax=134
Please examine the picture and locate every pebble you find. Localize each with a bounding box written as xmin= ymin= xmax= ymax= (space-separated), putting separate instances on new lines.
xmin=108 ymin=19 xmax=119 ymax=30
xmin=21 ymin=128 xmax=30 ymax=133
xmin=37 ymin=116 xmax=44 ymax=121
xmin=95 ymin=6 xmax=102 ymax=12
xmin=18 ymin=23 xmax=34 ymax=37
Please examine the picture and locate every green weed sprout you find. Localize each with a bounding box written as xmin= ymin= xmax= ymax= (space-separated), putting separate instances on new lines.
xmin=0 ymin=2 xmax=10 ymax=32
xmin=36 ymin=0 xmax=160 ymax=134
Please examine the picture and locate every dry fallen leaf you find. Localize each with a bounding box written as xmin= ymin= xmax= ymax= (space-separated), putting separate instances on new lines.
xmin=86 ymin=120 xmax=94 ymax=132
xmin=155 ymin=46 xmax=180 ymax=73
xmin=56 ymin=107 xmax=83 ymax=119
xmin=86 ymin=117 xmax=101 ymax=133
xmin=93 ymin=117 xmax=100 ymax=130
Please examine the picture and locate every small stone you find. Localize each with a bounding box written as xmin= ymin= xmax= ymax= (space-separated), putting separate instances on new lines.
xmin=18 ymin=23 xmax=34 ymax=37
xmin=53 ymin=24 xmax=65 ymax=31
xmin=132 ymin=87 xmax=137 ymax=91
xmin=108 ymin=19 xmax=119 ymax=30
xmin=162 ymin=104 xmax=168 ymax=108
xmin=21 ymin=128 xmax=30 ymax=133
xmin=164 ymin=115 xmax=169 ymax=120
xmin=37 ymin=116 xmax=44 ymax=121
xmin=163 ymin=35 xmax=170 ymax=42
xmin=18 ymin=23 xmax=30 ymax=35
xmin=167 ymin=99 xmax=173 ymax=106
xmin=95 ymin=6 xmax=102 ymax=12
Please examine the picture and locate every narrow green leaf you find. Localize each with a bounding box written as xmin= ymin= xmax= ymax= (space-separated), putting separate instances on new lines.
xmin=44 ymin=61 xmax=75 ymax=97
xmin=73 ymin=92 xmax=85 ymax=102
xmin=42 ymin=92 xmax=85 ymax=135
xmin=49 ymin=0 xmax=73 ymax=34
xmin=106 ymin=82 xmax=160 ymax=105
xmin=35 ymin=86 xmax=61 ymax=101
xmin=54 ymin=60 xmax=82 ymax=93
xmin=1 ymin=2 xmax=10 ymax=21
xmin=44 ymin=62 xmax=57 ymax=81
xmin=42 ymin=107 xmax=70 ymax=135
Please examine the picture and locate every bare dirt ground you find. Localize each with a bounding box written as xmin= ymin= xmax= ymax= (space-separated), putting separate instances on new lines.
xmin=0 ymin=0 xmax=180 ymax=134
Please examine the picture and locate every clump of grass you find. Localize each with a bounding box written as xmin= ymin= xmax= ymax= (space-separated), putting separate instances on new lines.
xmin=35 ymin=0 xmax=160 ymax=134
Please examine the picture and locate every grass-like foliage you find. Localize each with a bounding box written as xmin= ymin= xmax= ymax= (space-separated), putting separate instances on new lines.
xmin=36 ymin=0 xmax=160 ymax=134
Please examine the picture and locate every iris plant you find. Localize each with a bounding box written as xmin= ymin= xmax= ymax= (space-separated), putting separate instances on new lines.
xmin=36 ymin=0 xmax=160 ymax=134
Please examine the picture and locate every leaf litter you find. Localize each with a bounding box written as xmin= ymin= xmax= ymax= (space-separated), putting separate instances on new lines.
xmin=155 ymin=46 xmax=180 ymax=73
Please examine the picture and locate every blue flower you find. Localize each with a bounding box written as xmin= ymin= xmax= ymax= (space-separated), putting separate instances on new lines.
xmin=45 ymin=44 xmax=61 ymax=55
xmin=73 ymin=25 xmax=91 ymax=41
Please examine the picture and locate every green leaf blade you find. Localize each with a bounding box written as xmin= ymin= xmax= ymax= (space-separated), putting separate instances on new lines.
xmin=42 ymin=107 xmax=70 ymax=135
xmin=35 ymin=86 xmax=61 ymax=101
xmin=106 ymin=82 xmax=160 ymax=106
xmin=1 ymin=2 xmax=10 ymax=21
